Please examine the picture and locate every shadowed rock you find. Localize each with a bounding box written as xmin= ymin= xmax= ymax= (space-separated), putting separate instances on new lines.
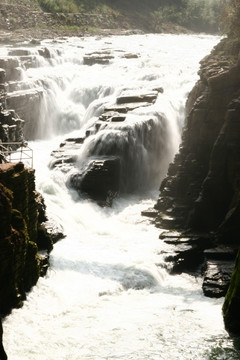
xmin=152 ymin=37 xmax=240 ymax=299
xmin=0 ymin=317 xmax=7 ymax=360
xmin=70 ymin=156 xmax=120 ymax=206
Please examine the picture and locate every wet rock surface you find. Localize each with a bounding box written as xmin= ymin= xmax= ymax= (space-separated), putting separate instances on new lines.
xmin=50 ymin=88 xmax=164 ymax=205
xmin=0 ymin=162 xmax=62 ymax=315
xmin=202 ymin=260 xmax=235 ymax=298
xmin=70 ymin=156 xmax=120 ymax=205
xmin=83 ymin=51 xmax=114 ymax=65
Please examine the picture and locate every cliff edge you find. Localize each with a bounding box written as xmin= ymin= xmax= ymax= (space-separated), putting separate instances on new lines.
xmin=153 ymin=35 xmax=240 ymax=334
xmin=0 ymin=162 xmax=53 ymax=316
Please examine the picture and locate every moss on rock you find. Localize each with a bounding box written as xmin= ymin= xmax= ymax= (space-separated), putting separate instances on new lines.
xmin=223 ymin=249 xmax=240 ymax=334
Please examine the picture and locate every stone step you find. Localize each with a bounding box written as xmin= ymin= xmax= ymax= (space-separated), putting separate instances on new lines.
xmin=202 ymin=260 xmax=235 ymax=298
xmin=141 ymin=207 xmax=158 ymax=218
xmin=203 ymin=247 xmax=237 ymax=261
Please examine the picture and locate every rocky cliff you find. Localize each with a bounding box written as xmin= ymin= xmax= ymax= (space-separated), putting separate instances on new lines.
xmin=0 ymin=161 xmax=53 ymax=316
xmin=152 ymin=36 xmax=240 ymax=332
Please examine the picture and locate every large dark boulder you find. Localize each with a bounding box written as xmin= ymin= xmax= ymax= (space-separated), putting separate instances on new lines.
xmin=70 ymin=157 xmax=120 ymax=205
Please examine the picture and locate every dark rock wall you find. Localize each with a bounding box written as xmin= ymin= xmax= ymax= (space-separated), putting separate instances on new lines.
xmin=155 ymin=37 xmax=240 ymax=234
xmin=153 ymin=37 xmax=240 ymax=333
xmin=223 ymin=248 xmax=240 ymax=335
xmin=0 ymin=162 xmax=52 ymax=315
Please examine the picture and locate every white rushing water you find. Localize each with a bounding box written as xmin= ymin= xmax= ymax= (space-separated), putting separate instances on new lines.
xmin=2 ymin=34 xmax=239 ymax=359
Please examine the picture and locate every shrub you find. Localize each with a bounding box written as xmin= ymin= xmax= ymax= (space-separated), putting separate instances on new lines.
xmin=38 ymin=0 xmax=79 ymax=13
xmin=151 ymin=0 xmax=228 ymax=33
xmin=221 ymin=0 xmax=240 ymax=37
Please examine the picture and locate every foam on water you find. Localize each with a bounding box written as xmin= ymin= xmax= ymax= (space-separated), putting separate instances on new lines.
xmin=2 ymin=34 xmax=239 ymax=359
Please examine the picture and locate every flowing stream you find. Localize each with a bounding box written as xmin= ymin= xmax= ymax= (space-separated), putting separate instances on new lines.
xmin=2 ymin=33 xmax=239 ymax=359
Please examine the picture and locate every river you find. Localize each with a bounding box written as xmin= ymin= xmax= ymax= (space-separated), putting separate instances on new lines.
xmin=2 ymin=33 xmax=239 ymax=359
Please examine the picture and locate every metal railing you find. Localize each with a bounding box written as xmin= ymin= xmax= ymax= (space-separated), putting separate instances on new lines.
xmin=0 ymin=141 xmax=33 ymax=168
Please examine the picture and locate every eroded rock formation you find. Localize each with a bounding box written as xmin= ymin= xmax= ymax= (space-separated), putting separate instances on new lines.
xmin=0 ymin=162 xmax=53 ymax=315
xmin=152 ymin=37 xmax=240 ymax=302
xmin=0 ymin=48 xmax=48 ymax=140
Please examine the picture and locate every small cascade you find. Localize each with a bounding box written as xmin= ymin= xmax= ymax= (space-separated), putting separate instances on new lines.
xmin=50 ymin=89 xmax=171 ymax=204
xmin=1 ymin=35 xmax=221 ymax=203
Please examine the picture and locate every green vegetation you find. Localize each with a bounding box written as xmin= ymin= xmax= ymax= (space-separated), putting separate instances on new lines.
xmin=223 ymin=249 xmax=240 ymax=334
xmin=0 ymin=0 xmax=231 ymax=33
xmin=35 ymin=0 xmax=227 ymax=33
xmin=38 ymin=0 xmax=78 ymax=13
xmin=151 ymin=0 xmax=227 ymax=33
xmin=221 ymin=0 xmax=240 ymax=36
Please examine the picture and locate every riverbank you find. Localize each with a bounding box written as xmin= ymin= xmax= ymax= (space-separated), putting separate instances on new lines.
xmin=0 ymin=23 xmax=193 ymax=44
xmin=0 ymin=0 xmax=200 ymax=44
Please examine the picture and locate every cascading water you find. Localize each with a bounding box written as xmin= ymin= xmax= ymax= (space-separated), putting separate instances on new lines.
xmin=2 ymin=34 xmax=239 ymax=359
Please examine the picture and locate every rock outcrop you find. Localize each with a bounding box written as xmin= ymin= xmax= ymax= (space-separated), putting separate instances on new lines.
xmin=0 ymin=92 xmax=24 ymax=148
xmin=50 ymin=89 xmax=167 ymax=205
xmin=0 ymin=162 xmax=53 ymax=315
xmin=151 ymin=37 xmax=240 ymax=301
xmin=0 ymin=47 xmax=49 ymax=140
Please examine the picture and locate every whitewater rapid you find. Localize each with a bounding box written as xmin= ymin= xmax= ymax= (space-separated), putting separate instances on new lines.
xmin=2 ymin=34 xmax=239 ymax=359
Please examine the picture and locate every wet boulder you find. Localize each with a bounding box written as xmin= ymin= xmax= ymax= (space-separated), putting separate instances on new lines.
xmin=202 ymin=260 xmax=235 ymax=298
xmin=121 ymin=53 xmax=139 ymax=59
xmin=116 ymin=92 xmax=158 ymax=105
xmin=202 ymin=247 xmax=236 ymax=298
xmin=83 ymin=51 xmax=114 ymax=65
xmin=0 ymin=69 xmax=5 ymax=83
xmin=38 ymin=47 xmax=51 ymax=59
xmin=69 ymin=156 xmax=120 ymax=205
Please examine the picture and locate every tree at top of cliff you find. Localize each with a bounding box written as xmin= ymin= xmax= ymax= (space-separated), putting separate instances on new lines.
xmin=222 ymin=0 xmax=240 ymax=37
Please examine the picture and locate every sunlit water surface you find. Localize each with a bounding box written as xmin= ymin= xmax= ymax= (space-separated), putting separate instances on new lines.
xmin=2 ymin=34 xmax=239 ymax=359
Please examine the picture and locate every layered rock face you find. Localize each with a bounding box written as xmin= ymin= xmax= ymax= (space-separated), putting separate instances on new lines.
xmin=0 ymin=162 xmax=52 ymax=315
xmin=50 ymin=89 xmax=166 ymax=205
xmin=0 ymin=48 xmax=45 ymax=140
xmin=153 ymin=37 xmax=240 ymax=305
xmin=0 ymin=89 xmax=24 ymax=147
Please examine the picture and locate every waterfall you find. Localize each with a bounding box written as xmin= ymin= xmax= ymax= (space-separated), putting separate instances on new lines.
xmin=2 ymin=34 xmax=238 ymax=359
